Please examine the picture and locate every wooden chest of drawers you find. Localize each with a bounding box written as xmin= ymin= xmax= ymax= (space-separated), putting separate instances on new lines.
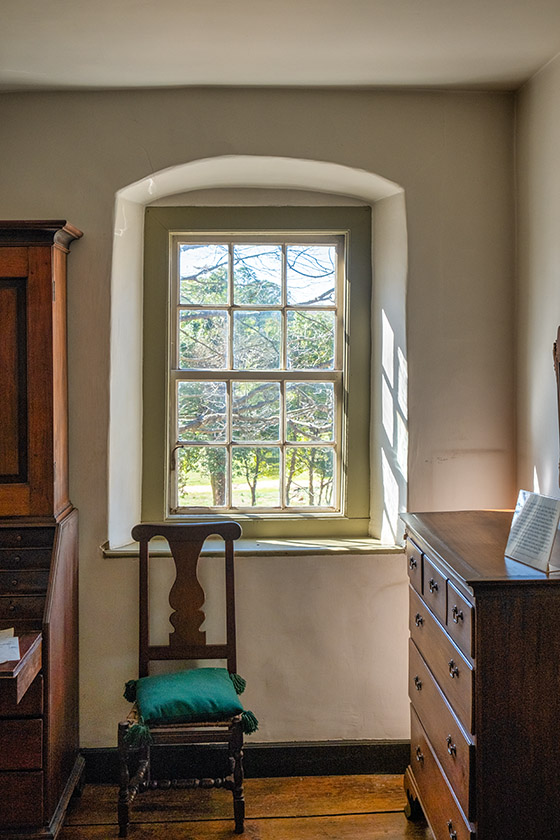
xmin=402 ymin=510 xmax=560 ymax=840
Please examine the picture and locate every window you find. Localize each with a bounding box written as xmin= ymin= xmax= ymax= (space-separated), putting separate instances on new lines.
xmin=170 ymin=234 xmax=343 ymax=512
xmin=142 ymin=206 xmax=371 ymax=539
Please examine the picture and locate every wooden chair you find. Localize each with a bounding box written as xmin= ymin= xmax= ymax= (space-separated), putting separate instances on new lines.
xmin=117 ymin=521 xmax=246 ymax=836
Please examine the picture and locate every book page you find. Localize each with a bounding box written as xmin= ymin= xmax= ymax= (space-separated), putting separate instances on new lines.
xmin=506 ymin=490 xmax=560 ymax=572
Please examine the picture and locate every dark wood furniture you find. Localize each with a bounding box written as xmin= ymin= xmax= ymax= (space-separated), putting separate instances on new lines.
xmin=402 ymin=509 xmax=560 ymax=840
xmin=554 ymin=326 xmax=560 ymax=486
xmin=118 ymin=521 xmax=245 ymax=837
xmin=0 ymin=221 xmax=83 ymax=839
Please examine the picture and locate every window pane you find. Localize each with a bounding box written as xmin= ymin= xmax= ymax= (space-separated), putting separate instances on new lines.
xmin=286 ymin=245 xmax=336 ymax=305
xmin=233 ymin=311 xmax=281 ymax=369
xmin=176 ymin=446 xmax=227 ymax=507
xmin=179 ymin=243 xmax=228 ymax=304
xmin=286 ymin=310 xmax=335 ymax=369
xmin=232 ymin=447 xmax=280 ymax=507
xmin=179 ymin=311 xmax=227 ymax=369
xmin=177 ymin=381 xmax=226 ymax=441
xmin=232 ymin=381 xmax=280 ymax=441
xmin=286 ymin=382 xmax=334 ymax=441
xmin=233 ymin=244 xmax=282 ymax=305
xmin=286 ymin=447 xmax=335 ymax=507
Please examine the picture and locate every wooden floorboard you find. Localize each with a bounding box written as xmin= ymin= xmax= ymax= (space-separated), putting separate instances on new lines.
xmin=60 ymin=775 xmax=431 ymax=839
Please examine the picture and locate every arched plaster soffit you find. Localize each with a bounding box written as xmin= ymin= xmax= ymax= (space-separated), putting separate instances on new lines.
xmin=108 ymin=155 xmax=407 ymax=548
xmin=115 ymin=155 xmax=403 ymax=209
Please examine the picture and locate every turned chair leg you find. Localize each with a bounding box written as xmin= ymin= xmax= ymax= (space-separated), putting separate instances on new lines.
xmin=117 ymin=722 xmax=131 ymax=837
xmin=229 ymin=719 xmax=245 ymax=833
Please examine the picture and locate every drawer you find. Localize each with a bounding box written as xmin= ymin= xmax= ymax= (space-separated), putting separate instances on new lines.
xmin=0 ymin=771 xmax=43 ymax=826
xmin=423 ymin=554 xmax=447 ymax=624
xmin=409 ymin=639 xmax=474 ymax=819
xmin=410 ymin=587 xmax=474 ymax=732
xmin=0 ymin=528 xmax=54 ymax=548
xmin=447 ymin=581 xmax=475 ymax=660
xmin=0 ymin=718 xmax=43 ymax=769
xmin=0 ymin=569 xmax=49 ymax=593
xmin=0 ymin=674 xmax=43 ymax=717
xmin=0 ymin=595 xmax=45 ymax=620
xmin=410 ymin=707 xmax=474 ymax=840
xmin=0 ymin=548 xmax=52 ymax=569
xmin=406 ymin=540 xmax=423 ymax=595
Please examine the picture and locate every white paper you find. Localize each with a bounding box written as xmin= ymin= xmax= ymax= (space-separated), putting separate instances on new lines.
xmin=505 ymin=490 xmax=560 ymax=572
xmin=0 ymin=627 xmax=14 ymax=640
xmin=0 ymin=636 xmax=20 ymax=664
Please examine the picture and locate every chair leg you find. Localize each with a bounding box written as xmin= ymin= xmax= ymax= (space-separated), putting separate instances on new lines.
xmin=229 ymin=720 xmax=245 ymax=833
xmin=117 ymin=722 xmax=131 ymax=837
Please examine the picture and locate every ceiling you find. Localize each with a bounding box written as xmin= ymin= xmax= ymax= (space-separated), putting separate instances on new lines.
xmin=2 ymin=0 xmax=560 ymax=92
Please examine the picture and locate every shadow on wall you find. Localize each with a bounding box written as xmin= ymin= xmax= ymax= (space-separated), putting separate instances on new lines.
xmin=108 ymin=155 xmax=408 ymax=547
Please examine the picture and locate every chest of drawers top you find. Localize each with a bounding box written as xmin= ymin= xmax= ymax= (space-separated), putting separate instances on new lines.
xmin=402 ymin=509 xmax=560 ymax=593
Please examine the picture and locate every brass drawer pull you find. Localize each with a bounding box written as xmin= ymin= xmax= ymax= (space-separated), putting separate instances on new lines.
xmin=415 ymin=746 xmax=424 ymax=763
xmin=414 ymin=612 xmax=424 ymax=627
xmin=414 ymin=675 xmax=423 ymax=691
xmin=451 ymin=605 xmax=464 ymax=623
xmin=429 ymin=578 xmax=438 ymax=593
xmin=447 ymin=820 xmax=458 ymax=840
xmin=446 ymin=735 xmax=457 ymax=756
xmin=448 ymin=659 xmax=459 ymax=678
xmin=409 ymin=556 xmax=417 ymax=570
xmin=11 ymin=579 xmax=18 ymax=587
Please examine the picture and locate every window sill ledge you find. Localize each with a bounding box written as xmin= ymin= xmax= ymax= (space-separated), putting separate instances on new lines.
xmin=102 ymin=536 xmax=404 ymax=558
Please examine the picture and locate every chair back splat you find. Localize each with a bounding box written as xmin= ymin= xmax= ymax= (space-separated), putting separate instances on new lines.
xmin=131 ymin=521 xmax=241 ymax=678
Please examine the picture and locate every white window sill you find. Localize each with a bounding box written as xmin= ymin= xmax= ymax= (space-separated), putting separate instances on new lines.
xmin=102 ymin=536 xmax=404 ymax=558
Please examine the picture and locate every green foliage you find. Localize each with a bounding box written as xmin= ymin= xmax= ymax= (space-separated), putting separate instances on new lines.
xmin=175 ymin=245 xmax=337 ymax=509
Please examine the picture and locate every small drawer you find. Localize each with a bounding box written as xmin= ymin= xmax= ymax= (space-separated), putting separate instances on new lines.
xmin=0 ymin=548 xmax=52 ymax=569
xmin=0 ymin=718 xmax=43 ymax=769
xmin=447 ymin=582 xmax=475 ymax=660
xmin=410 ymin=707 xmax=474 ymax=840
xmin=409 ymin=640 xmax=474 ymax=820
xmin=0 ymin=595 xmax=45 ymax=620
xmin=0 ymin=771 xmax=43 ymax=826
xmin=423 ymin=554 xmax=447 ymax=625
xmin=406 ymin=540 xmax=423 ymax=595
xmin=0 ymin=674 xmax=43 ymax=717
xmin=0 ymin=528 xmax=54 ymax=548
xmin=410 ymin=587 xmax=474 ymax=732
xmin=0 ymin=569 xmax=49 ymax=593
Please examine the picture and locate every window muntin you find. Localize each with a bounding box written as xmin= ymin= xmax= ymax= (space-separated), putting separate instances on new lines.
xmin=169 ymin=234 xmax=344 ymax=514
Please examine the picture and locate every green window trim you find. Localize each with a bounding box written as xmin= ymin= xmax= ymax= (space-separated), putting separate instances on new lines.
xmin=142 ymin=205 xmax=372 ymax=540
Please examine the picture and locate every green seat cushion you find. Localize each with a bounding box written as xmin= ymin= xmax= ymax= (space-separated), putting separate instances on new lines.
xmin=129 ymin=667 xmax=245 ymax=726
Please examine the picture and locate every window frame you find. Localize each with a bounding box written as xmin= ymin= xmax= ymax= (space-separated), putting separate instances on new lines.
xmin=142 ymin=206 xmax=372 ymax=540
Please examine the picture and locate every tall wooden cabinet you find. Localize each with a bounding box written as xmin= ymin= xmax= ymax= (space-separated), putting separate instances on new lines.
xmin=402 ymin=510 xmax=560 ymax=840
xmin=0 ymin=222 xmax=84 ymax=839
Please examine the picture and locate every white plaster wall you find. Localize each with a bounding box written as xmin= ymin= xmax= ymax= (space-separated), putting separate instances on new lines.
xmin=0 ymin=87 xmax=515 ymax=746
xmin=516 ymin=59 xmax=560 ymax=498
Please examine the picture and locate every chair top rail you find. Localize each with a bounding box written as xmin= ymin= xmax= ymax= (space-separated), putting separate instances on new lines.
xmin=132 ymin=521 xmax=242 ymax=544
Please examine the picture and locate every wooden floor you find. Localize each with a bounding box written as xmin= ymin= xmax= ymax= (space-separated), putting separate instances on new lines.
xmin=60 ymin=775 xmax=432 ymax=839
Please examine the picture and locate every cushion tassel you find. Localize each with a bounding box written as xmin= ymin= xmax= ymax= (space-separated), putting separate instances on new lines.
xmin=123 ymin=720 xmax=153 ymax=747
xmin=241 ymin=710 xmax=259 ymax=734
xmin=229 ymin=672 xmax=247 ymax=695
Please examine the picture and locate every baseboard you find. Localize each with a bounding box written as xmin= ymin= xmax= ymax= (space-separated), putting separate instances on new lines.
xmin=82 ymin=739 xmax=410 ymax=784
